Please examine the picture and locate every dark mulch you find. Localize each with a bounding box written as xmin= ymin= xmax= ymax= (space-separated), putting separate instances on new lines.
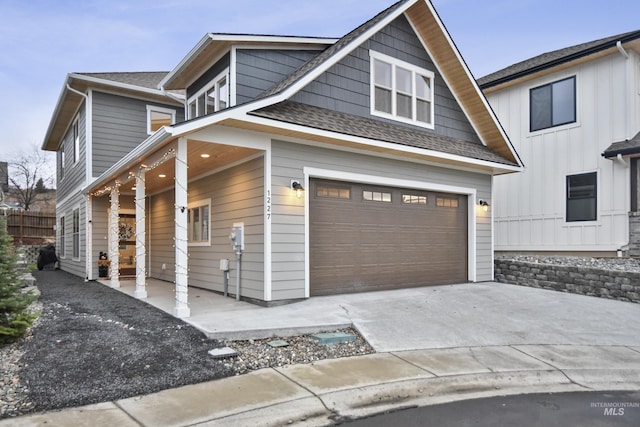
xmin=21 ymin=270 xmax=233 ymax=412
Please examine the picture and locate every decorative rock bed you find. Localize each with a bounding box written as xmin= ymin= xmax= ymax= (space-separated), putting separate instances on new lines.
xmin=494 ymin=255 xmax=640 ymax=304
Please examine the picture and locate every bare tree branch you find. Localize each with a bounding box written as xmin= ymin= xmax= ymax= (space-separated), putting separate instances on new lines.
xmin=7 ymin=144 xmax=55 ymax=211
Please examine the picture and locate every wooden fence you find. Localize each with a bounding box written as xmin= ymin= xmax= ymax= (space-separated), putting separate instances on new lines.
xmin=4 ymin=209 xmax=56 ymax=245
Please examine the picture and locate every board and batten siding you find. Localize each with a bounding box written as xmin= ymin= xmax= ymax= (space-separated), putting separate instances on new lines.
xmin=92 ymin=91 xmax=183 ymax=177
xmin=57 ymin=101 xmax=87 ymax=200
xmin=235 ymin=49 xmax=320 ymax=105
xmin=290 ymin=14 xmax=481 ymax=145
xmin=148 ymin=156 xmax=265 ymax=300
xmin=489 ymin=52 xmax=637 ymax=251
xmin=270 ymin=140 xmax=492 ymax=300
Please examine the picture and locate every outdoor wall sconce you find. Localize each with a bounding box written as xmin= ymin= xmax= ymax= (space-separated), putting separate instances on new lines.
xmin=478 ymin=199 xmax=490 ymax=212
xmin=291 ymin=180 xmax=304 ymax=199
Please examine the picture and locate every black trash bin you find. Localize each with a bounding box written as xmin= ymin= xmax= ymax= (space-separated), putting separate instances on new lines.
xmin=37 ymin=244 xmax=58 ymax=270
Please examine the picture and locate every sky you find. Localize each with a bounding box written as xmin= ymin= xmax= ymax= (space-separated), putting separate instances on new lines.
xmin=1 ymin=0 xmax=639 ymax=165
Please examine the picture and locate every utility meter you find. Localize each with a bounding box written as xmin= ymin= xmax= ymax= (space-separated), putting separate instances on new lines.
xmin=229 ymin=223 xmax=244 ymax=251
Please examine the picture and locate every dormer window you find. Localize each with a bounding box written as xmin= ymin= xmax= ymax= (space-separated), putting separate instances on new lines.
xmin=187 ymin=69 xmax=229 ymax=119
xmin=370 ymin=51 xmax=434 ymax=129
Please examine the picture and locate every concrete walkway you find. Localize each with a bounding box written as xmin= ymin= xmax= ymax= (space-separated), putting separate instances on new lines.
xmin=3 ymin=282 xmax=640 ymax=426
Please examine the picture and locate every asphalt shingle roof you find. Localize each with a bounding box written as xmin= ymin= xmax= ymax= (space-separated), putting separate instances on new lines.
xmin=76 ymin=72 xmax=169 ymax=89
xmin=602 ymin=132 xmax=640 ymax=158
xmin=479 ymin=29 xmax=640 ymax=88
xmin=249 ymin=101 xmax=518 ymax=166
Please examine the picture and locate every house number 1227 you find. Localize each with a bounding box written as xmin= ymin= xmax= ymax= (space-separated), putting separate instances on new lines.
xmin=266 ymin=189 xmax=271 ymax=221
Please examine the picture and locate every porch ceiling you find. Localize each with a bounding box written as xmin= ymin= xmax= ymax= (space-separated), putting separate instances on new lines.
xmin=116 ymin=139 xmax=260 ymax=196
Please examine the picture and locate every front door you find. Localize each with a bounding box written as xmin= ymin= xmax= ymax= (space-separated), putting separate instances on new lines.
xmin=118 ymin=213 xmax=136 ymax=277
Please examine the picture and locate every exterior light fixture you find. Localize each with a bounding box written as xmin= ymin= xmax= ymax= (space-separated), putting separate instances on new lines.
xmin=158 ymin=174 xmax=166 ymax=178
xmin=200 ymin=153 xmax=211 ymax=158
xmin=291 ymin=180 xmax=304 ymax=199
xmin=478 ymin=199 xmax=489 ymax=212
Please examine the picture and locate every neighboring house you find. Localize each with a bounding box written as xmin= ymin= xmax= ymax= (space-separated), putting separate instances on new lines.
xmin=41 ymin=0 xmax=521 ymax=317
xmin=480 ymin=30 xmax=640 ymax=257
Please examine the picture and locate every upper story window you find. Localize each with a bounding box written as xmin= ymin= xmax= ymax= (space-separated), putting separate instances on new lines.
xmin=566 ymin=172 xmax=597 ymax=222
xmin=59 ymin=146 xmax=65 ymax=180
xmin=187 ymin=69 xmax=229 ymax=120
xmin=530 ymin=76 xmax=576 ymax=132
xmin=147 ymin=105 xmax=176 ymax=134
xmin=72 ymin=117 xmax=79 ymax=164
xmin=370 ymin=50 xmax=434 ymax=129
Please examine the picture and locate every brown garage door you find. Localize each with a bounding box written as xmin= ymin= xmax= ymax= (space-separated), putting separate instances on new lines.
xmin=310 ymin=179 xmax=468 ymax=296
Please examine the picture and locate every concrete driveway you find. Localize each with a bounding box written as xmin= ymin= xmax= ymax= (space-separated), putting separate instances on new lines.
xmin=116 ymin=280 xmax=640 ymax=352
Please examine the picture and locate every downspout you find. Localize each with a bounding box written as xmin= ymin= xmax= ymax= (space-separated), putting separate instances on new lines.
xmin=67 ymin=84 xmax=94 ymax=281
xmin=615 ymin=41 xmax=632 ymax=256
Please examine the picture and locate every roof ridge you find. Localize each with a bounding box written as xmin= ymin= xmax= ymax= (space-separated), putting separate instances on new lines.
xmin=479 ymin=28 xmax=640 ymax=88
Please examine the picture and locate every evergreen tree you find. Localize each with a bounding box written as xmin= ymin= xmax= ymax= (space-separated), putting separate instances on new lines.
xmin=0 ymin=217 xmax=37 ymax=344
xmin=35 ymin=177 xmax=46 ymax=193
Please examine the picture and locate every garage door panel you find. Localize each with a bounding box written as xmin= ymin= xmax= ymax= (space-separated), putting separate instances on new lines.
xmin=310 ymin=179 xmax=468 ymax=295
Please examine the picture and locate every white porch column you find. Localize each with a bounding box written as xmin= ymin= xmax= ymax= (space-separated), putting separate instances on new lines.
xmin=134 ymin=172 xmax=147 ymax=299
xmin=174 ymin=137 xmax=190 ymax=318
xmin=109 ymin=183 xmax=120 ymax=288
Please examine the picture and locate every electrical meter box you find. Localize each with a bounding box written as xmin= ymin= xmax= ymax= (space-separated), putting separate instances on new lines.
xmin=219 ymin=259 xmax=230 ymax=271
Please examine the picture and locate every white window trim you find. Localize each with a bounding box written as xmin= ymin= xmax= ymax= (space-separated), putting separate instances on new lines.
xmin=72 ymin=206 xmax=81 ymax=261
xmin=59 ymin=146 xmax=65 ymax=181
xmin=59 ymin=215 xmax=66 ymax=259
xmin=369 ymin=50 xmax=435 ymax=130
xmin=72 ymin=116 xmax=80 ymax=164
xmin=528 ymin=74 xmax=580 ymax=135
xmin=187 ymin=198 xmax=212 ymax=247
xmin=187 ymin=68 xmax=230 ymax=119
xmin=564 ymin=169 xmax=599 ymax=226
xmin=146 ymin=105 xmax=176 ymax=135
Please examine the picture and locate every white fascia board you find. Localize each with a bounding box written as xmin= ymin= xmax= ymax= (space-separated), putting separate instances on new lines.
xmin=42 ymin=73 xmax=74 ymax=151
xmin=274 ymin=1 xmax=419 ymax=100
xmin=241 ymin=114 xmax=523 ymax=174
xmin=407 ymin=2 xmax=522 ymax=167
xmin=209 ymin=34 xmax=338 ymax=44
xmin=68 ymin=73 xmax=171 ymax=99
xmin=84 ymin=128 xmax=172 ymax=193
xmin=160 ymin=33 xmax=213 ymax=89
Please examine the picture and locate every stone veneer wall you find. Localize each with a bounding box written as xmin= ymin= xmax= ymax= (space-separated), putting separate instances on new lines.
xmin=630 ymin=212 xmax=640 ymax=257
xmin=494 ymin=259 xmax=640 ymax=304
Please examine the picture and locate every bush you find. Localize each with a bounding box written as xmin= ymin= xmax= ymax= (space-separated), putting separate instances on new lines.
xmin=0 ymin=217 xmax=38 ymax=344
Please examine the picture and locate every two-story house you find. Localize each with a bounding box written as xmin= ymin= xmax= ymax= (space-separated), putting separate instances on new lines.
xmin=42 ymin=0 xmax=522 ymax=317
xmin=479 ymin=30 xmax=640 ymax=257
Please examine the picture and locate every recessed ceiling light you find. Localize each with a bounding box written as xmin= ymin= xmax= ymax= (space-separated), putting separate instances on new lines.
xmin=200 ymin=153 xmax=211 ymax=158
xmin=131 ymin=186 xmax=137 ymax=190
xmin=158 ymin=174 xmax=166 ymax=178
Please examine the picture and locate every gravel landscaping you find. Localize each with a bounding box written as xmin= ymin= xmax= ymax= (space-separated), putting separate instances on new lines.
xmin=0 ymin=270 xmax=373 ymax=419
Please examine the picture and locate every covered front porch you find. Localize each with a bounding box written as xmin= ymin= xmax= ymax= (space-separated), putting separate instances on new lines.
xmin=88 ymin=125 xmax=268 ymax=319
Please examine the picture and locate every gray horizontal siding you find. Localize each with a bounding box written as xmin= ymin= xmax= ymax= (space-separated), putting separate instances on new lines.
xmin=291 ymin=15 xmax=481 ymax=145
xmin=57 ymin=103 xmax=86 ymax=200
xmin=235 ymin=49 xmax=319 ymax=105
xmin=92 ymin=91 xmax=183 ymax=177
xmin=56 ymin=193 xmax=86 ymax=278
xmin=148 ymin=156 xmax=265 ymax=300
xmin=270 ymin=140 xmax=492 ymax=299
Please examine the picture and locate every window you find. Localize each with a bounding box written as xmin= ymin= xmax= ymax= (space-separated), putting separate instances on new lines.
xmin=59 ymin=216 xmax=66 ymax=257
xmin=59 ymin=146 xmax=65 ymax=180
xmin=147 ymin=106 xmax=176 ymax=134
xmin=187 ymin=69 xmax=230 ymax=119
xmin=402 ymin=194 xmax=427 ymax=205
xmin=187 ymin=199 xmax=211 ymax=246
xmin=436 ymin=197 xmax=459 ymax=208
xmin=316 ymin=184 xmax=350 ymax=199
xmin=72 ymin=208 xmax=80 ymax=259
xmin=72 ymin=117 xmax=79 ymax=164
xmin=363 ymin=190 xmax=391 ymax=203
xmin=530 ymin=76 xmax=576 ymax=132
xmin=370 ymin=51 xmax=434 ymax=128
xmin=566 ymin=172 xmax=597 ymax=222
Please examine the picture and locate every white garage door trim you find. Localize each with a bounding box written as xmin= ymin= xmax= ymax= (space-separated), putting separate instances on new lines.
xmin=302 ymin=167 xmax=478 ymax=298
